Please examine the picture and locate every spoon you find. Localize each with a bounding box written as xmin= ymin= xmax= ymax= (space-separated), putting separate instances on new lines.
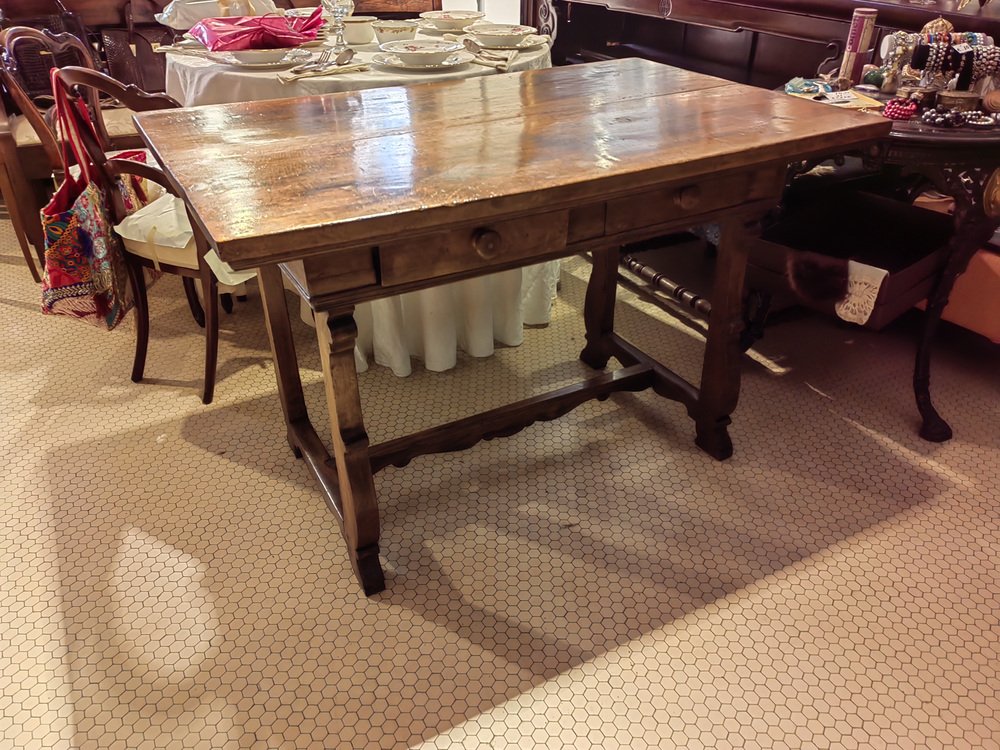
xmin=334 ymin=48 xmax=356 ymax=65
xmin=462 ymin=38 xmax=483 ymax=54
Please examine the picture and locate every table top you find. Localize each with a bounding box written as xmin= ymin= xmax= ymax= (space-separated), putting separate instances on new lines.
xmin=135 ymin=58 xmax=892 ymax=270
xmin=165 ymin=31 xmax=552 ymax=107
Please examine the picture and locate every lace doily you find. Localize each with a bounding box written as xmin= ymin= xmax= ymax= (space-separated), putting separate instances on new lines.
xmin=834 ymin=260 xmax=889 ymax=325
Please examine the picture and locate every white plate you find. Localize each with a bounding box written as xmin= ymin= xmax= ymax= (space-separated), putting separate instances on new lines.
xmin=174 ymin=37 xmax=205 ymax=49
xmin=284 ymin=6 xmax=321 ymax=16
xmin=297 ymin=35 xmax=329 ymax=48
xmin=417 ymin=19 xmax=488 ymax=34
xmin=211 ymin=50 xmax=312 ymax=68
xmin=372 ymin=51 xmax=474 ymax=70
xmin=469 ymin=37 xmax=546 ymax=50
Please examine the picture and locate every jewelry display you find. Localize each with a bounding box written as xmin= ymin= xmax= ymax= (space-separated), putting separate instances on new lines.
xmin=883 ymin=98 xmax=919 ymax=119
xmin=971 ymin=45 xmax=1000 ymax=83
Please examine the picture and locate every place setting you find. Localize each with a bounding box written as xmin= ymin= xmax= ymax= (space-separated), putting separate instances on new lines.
xmin=277 ymin=48 xmax=370 ymax=82
xmin=371 ymin=40 xmax=474 ymax=72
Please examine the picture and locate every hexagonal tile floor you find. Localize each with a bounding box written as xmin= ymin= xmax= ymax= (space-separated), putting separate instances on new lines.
xmin=2 ymin=220 xmax=998 ymax=750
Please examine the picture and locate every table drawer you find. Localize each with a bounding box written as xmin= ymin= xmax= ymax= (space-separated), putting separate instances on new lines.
xmin=379 ymin=211 xmax=569 ymax=287
xmin=605 ymin=167 xmax=784 ymax=234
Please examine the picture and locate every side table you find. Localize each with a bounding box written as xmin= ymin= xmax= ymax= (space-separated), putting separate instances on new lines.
xmin=868 ymin=123 xmax=1000 ymax=441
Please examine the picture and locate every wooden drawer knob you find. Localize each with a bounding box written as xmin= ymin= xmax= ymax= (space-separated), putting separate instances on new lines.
xmin=674 ymin=185 xmax=702 ymax=211
xmin=472 ymin=228 xmax=503 ymax=259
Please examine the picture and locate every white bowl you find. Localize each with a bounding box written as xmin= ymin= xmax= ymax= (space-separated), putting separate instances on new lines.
xmin=418 ymin=10 xmax=485 ymax=31
xmin=372 ymin=19 xmax=419 ymax=44
xmin=380 ymin=39 xmax=463 ymax=65
xmin=468 ymin=23 xmax=536 ymax=47
xmin=226 ymin=48 xmax=291 ymax=64
xmin=343 ymin=15 xmax=377 ymax=44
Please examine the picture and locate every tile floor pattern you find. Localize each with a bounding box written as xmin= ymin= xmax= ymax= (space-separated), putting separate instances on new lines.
xmin=2 ymin=220 xmax=999 ymax=750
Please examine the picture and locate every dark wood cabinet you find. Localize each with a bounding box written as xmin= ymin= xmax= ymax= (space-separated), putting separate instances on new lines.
xmin=529 ymin=0 xmax=1000 ymax=88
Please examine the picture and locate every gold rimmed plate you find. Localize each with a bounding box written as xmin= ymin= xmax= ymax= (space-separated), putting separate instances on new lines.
xmin=371 ymin=51 xmax=474 ymax=70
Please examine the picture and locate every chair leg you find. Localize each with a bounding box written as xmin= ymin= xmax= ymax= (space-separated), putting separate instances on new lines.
xmin=221 ymin=292 xmax=234 ymax=314
xmin=200 ymin=268 xmax=219 ymax=405
xmin=182 ymin=276 xmax=205 ymax=327
xmin=126 ymin=259 xmax=150 ymax=383
xmin=0 ymin=161 xmax=42 ymax=283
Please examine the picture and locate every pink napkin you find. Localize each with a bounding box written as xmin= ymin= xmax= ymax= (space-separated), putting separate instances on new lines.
xmin=189 ymin=8 xmax=323 ymax=51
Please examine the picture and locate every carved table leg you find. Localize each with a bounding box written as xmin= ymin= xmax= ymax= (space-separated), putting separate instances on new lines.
xmin=914 ymin=194 xmax=998 ymax=442
xmin=316 ymin=311 xmax=385 ymax=595
xmin=694 ymin=218 xmax=751 ymax=460
xmin=258 ymin=265 xmax=310 ymax=457
xmin=580 ymin=245 xmax=621 ymax=369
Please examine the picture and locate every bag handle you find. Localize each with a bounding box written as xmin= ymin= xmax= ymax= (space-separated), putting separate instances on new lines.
xmin=50 ymin=68 xmax=100 ymax=186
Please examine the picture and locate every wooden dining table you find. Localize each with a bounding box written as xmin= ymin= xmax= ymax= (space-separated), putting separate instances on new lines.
xmin=133 ymin=58 xmax=890 ymax=595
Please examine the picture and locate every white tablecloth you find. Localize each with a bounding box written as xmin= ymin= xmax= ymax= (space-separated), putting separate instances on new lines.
xmin=165 ymin=32 xmax=552 ymax=106
xmin=166 ymin=34 xmax=559 ymax=377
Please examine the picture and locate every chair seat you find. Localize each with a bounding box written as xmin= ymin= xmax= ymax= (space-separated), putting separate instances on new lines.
xmin=12 ymin=106 xmax=138 ymax=146
xmin=123 ymin=235 xmax=199 ymax=270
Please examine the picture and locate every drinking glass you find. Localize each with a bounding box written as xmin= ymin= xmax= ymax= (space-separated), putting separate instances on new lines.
xmin=322 ymin=0 xmax=354 ymax=52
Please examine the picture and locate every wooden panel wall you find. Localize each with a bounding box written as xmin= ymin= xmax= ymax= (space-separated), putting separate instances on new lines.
xmin=2 ymin=0 xmax=128 ymax=28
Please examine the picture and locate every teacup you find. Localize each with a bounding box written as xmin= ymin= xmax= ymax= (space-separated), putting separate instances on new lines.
xmin=343 ymin=15 xmax=377 ymax=44
xmin=372 ymin=19 xmax=419 ymax=44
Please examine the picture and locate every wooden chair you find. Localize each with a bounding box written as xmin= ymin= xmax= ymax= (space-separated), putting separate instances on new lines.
xmin=101 ymin=0 xmax=175 ymax=93
xmin=54 ymin=65 xmax=231 ymax=404
xmin=0 ymin=25 xmax=144 ymax=281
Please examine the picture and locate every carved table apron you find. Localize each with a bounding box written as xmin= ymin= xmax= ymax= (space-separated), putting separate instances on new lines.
xmin=134 ymin=59 xmax=889 ymax=595
xmin=864 ymin=123 xmax=1000 ymax=442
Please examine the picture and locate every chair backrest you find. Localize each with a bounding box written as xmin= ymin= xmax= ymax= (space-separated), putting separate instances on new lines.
xmin=0 ymin=21 xmax=93 ymax=103
xmin=56 ymin=64 xmax=179 ymax=114
xmin=53 ymin=65 xmax=180 ymax=221
xmin=0 ymin=25 xmax=98 ymax=167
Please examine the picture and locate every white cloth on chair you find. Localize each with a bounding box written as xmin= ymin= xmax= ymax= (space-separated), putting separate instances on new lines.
xmin=113 ymin=192 xmax=256 ymax=293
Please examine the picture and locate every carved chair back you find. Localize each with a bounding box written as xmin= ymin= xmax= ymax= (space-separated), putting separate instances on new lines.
xmin=0 ymin=25 xmax=99 ymax=168
xmin=54 ymin=65 xmax=179 ymax=220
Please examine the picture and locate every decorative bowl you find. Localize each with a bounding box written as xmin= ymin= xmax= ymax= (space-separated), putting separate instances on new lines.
xmin=379 ymin=39 xmax=463 ymax=65
xmin=226 ymin=48 xmax=292 ymax=64
xmin=467 ymin=23 xmax=536 ymax=47
xmin=372 ymin=19 xmax=419 ymax=44
xmin=418 ymin=10 xmax=486 ymax=31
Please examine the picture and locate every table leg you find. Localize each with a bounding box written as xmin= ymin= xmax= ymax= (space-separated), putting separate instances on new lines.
xmin=914 ymin=195 xmax=998 ymax=442
xmin=315 ymin=310 xmax=385 ymax=595
xmin=257 ymin=265 xmax=309 ymax=456
xmin=694 ymin=218 xmax=750 ymax=461
xmin=580 ymin=245 xmax=620 ymax=369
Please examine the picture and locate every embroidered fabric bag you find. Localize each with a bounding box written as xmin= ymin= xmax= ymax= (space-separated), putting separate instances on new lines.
xmin=40 ymin=70 xmax=145 ymax=330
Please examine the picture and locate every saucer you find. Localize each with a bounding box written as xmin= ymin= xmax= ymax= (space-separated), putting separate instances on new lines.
xmin=468 ymin=36 xmax=546 ymax=50
xmin=372 ymin=51 xmax=474 ymax=70
xmin=297 ymin=35 xmax=329 ymax=48
xmin=212 ymin=50 xmax=312 ymax=68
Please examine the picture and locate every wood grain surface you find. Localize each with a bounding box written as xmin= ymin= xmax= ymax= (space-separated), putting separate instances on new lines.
xmin=134 ymin=58 xmax=890 ymax=269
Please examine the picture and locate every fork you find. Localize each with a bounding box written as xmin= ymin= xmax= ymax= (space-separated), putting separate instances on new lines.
xmin=292 ymin=48 xmax=333 ymax=72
